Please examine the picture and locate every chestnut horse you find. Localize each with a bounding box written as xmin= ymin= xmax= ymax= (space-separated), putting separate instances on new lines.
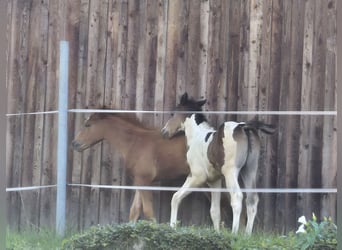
xmin=72 ymin=111 xmax=189 ymax=222
xmin=161 ymin=93 xmax=275 ymax=234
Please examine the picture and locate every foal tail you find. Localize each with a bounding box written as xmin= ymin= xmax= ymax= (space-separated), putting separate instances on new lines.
xmin=244 ymin=120 xmax=276 ymax=135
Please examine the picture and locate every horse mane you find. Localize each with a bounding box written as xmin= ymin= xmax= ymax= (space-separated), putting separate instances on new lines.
xmin=194 ymin=113 xmax=207 ymax=125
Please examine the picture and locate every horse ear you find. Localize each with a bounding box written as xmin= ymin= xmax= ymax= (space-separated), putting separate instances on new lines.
xmin=180 ymin=92 xmax=188 ymax=104
xmin=197 ymin=99 xmax=206 ymax=107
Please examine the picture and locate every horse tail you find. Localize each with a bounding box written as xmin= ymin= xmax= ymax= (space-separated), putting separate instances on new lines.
xmin=243 ymin=120 xmax=276 ymax=135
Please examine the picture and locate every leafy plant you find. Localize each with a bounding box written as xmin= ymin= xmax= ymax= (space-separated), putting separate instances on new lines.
xmin=62 ymin=221 xmax=232 ymax=250
xmin=295 ymin=214 xmax=337 ymax=250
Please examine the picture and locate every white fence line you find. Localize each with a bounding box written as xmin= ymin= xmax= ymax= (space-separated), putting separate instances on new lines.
xmin=68 ymin=183 xmax=337 ymax=194
xmin=6 ymin=183 xmax=337 ymax=194
xmin=5 ymin=109 xmax=337 ymax=117
xmin=6 ymin=110 xmax=59 ymax=116
xmin=6 ymin=185 xmax=57 ymax=192
xmin=5 ymin=108 xmax=338 ymax=194
xmin=69 ymin=109 xmax=337 ymax=116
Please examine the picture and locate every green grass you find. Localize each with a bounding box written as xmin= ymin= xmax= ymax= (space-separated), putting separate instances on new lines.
xmin=6 ymin=227 xmax=66 ymax=250
xmin=6 ymin=219 xmax=337 ymax=250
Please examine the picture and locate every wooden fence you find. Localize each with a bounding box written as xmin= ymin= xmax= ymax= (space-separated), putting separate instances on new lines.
xmin=6 ymin=0 xmax=336 ymax=233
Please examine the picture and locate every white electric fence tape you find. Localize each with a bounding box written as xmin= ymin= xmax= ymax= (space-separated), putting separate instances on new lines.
xmin=6 ymin=110 xmax=59 ymax=116
xmin=5 ymin=109 xmax=337 ymax=194
xmin=68 ymin=109 xmax=337 ymax=116
xmin=68 ymin=184 xmax=337 ymax=193
xmin=6 ymin=185 xmax=57 ymax=192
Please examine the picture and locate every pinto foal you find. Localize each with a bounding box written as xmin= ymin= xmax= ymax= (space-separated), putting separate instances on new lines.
xmin=161 ymin=93 xmax=275 ymax=234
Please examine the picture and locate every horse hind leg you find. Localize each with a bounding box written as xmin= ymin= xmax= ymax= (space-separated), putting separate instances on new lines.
xmin=208 ymin=178 xmax=222 ymax=231
xmin=140 ymin=190 xmax=156 ymax=222
xmin=240 ymin=151 xmax=259 ymax=234
xmin=245 ymin=192 xmax=258 ymax=234
xmin=223 ymin=167 xmax=243 ymax=234
xmin=129 ymin=190 xmax=142 ymax=222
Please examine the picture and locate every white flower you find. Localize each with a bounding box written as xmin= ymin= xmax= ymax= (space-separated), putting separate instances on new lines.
xmin=298 ymin=215 xmax=307 ymax=225
xmin=296 ymin=215 xmax=307 ymax=234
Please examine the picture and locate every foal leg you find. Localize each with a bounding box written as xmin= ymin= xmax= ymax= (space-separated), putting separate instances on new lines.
xmin=223 ymin=167 xmax=243 ymax=234
xmin=129 ymin=190 xmax=142 ymax=222
xmin=140 ymin=190 xmax=156 ymax=221
xmin=241 ymin=156 xmax=259 ymax=234
xmin=170 ymin=175 xmax=206 ymax=228
xmin=208 ymin=178 xmax=222 ymax=231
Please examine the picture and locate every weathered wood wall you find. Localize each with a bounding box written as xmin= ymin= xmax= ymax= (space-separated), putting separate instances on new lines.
xmin=6 ymin=0 xmax=336 ymax=233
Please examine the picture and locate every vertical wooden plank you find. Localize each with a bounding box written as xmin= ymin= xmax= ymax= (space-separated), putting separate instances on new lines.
xmin=237 ymin=0 xmax=250 ymax=122
xmin=109 ymin=0 xmax=123 ymax=224
xmin=297 ymin=0 xmax=315 ymax=219
xmin=39 ymin=0 xmax=59 ymax=229
xmin=98 ymin=0 xmax=119 ymax=226
xmin=144 ymin=1 xmax=160 ymax=219
xmin=206 ymin=0 xmax=223 ymax=126
xmin=105 ymin=0 xmax=119 ymax=108
xmin=216 ymin=0 xmax=229 ymax=125
xmin=226 ymin=0 xmax=240 ymax=122
xmin=19 ymin=0 xmax=44 ymax=229
xmin=95 ymin=0 xmax=110 ymax=226
xmin=246 ymin=0 xmax=262 ymax=116
xmin=120 ymin=0 xmax=142 ymax=222
xmin=93 ymin=0 xmax=110 ymax=227
xmin=308 ymin=0 xmax=327 ymax=219
xmin=282 ymin=0 xmax=305 ymax=232
xmin=113 ymin=0 xmax=130 ymax=223
xmin=64 ymin=0 xmax=81 ymax=230
xmin=154 ymin=0 xmax=168 ymax=128
xmin=124 ymin=0 xmax=140 ymax=109
xmin=135 ymin=0 xmax=147 ymax=120
xmin=143 ymin=0 xmax=159 ymax=118
xmin=154 ymin=0 xmax=170 ymax=223
xmin=175 ymin=0 xmax=189 ymax=98
xmin=256 ymin=0 xmax=276 ymax=232
xmin=32 ymin=0 xmax=49 ymax=228
xmin=275 ymin=0 xmax=292 ymax=233
xmin=70 ymin=0 xmax=89 ymax=230
xmin=185 ymin=0 xmax=200 ymax=98
xmin=321 ymin=0 xmax=337 ymax=221
xmin=80 ymin=0 xmax=109 ymax=229
xmin=114 ymin=0 xmax=128 ymax=110
xmin=198 ymin=0 xmax=209 ymax=98
xmin=6 ymin=0 xmax=25 ymax=230
xmin=163 ymin=0 xmax=180 ymax=110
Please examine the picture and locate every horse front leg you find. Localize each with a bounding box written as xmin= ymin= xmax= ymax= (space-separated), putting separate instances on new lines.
xmin=208 ymin=178 xmax=222 ymax=231
xmin=129 ymin=190 xmax=142 ymax=222
xmin=170 ymin=174 xmax=206 ymax=228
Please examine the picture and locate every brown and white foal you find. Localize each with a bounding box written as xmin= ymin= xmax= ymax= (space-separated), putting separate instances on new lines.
xmin=161 ymin=93 xmax=275 ymax=234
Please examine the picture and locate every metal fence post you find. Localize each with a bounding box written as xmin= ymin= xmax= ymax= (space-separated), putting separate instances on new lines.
xmin=56 ymin=41 xmax=69 ymax=236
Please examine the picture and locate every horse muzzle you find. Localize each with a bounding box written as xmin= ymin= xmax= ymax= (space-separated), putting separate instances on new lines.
xmin=71 ymin=140 xmax=84 ymax=152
